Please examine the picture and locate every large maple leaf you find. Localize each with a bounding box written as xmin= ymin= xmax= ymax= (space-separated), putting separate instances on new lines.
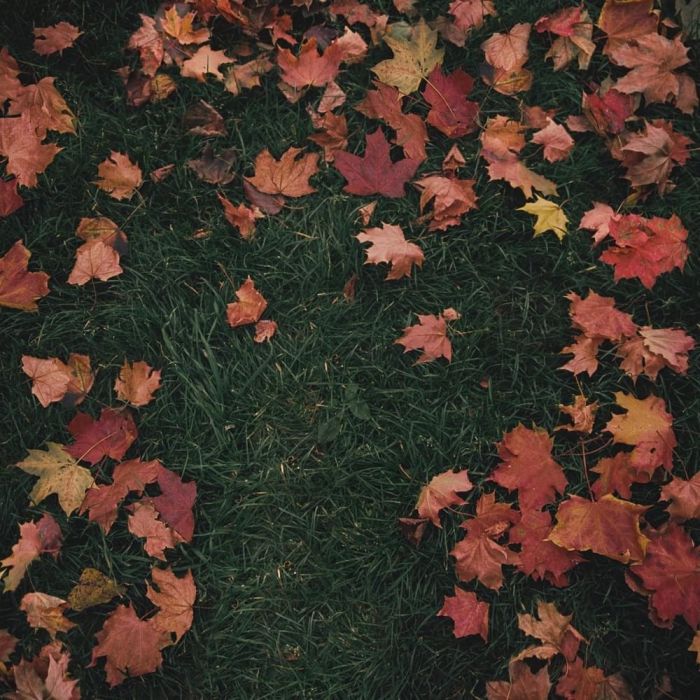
xmin=422 ymin=67 xmax=478 ymax=138
xmin=604 ymin=391 xmax=676 ymax=474
xmin=356 ymin=223 xmax=423 ymax=280
xmin=246 ymin=147 xmax=319 ymax=198
xmin=9 ymin=77 xmax=77 ymax=137
xmin=517 ymin=197 xmax=568 ymax=240
xmin=566 ymin=290 xmax=637 ymax=341
xmin=94 ymin=151 xmax=143 ymax=200
xmin=548 ymin=494 xmax=649 ymax=564
xmin=66 ymin=408 xmax=138 ymax=465
xmin=15 ymin=442 xmax=95 ymax=516
xmin=630 ymin=523 xmax=700 ymax=628
xmin=535 ymin=6 xmax=595 ymax=71
xmin=661 ymin=473 xmax=700 ymax=522
xmin=90 ymin=604 xmax=164 ymax=687
xmin=115 ymin=360 xmax=162 ymax=407
xmin=147 ymin=567 xmax=196 ymax=644
xmin=33 ymin=22 xmax=82 ymax=55
xmin=152 ymin=464 xmax=197 ymax=542
xmin=599 ymin=213 xmax=688 ymax=289
xmin=415 ymin=469 xmax=473 ymax=527
xmin=490 ymin=424 xmax=567 ymax=510
xmin=448 ymin=0 xmax=497 ymax=32
xmin=20 ymin=592 xmax=76 ymax=637
xmin=127 ymin=500 xmax=183 ymax=560
xmin=371 ymin=18 xmax=444 ymax=95
xmin=277 ymin=37 xmax=341 ymax=89
xmin=597 ymin=0 xmax=658 ymax=54
xmin=450 ymin=524 xmax=516 ymax=590
xmin=616 ymin=326 xmax=695 ymax=381
xmin=414 ymin=175 xmax=477 ymax=232
xmin=610 ymin=33 xmax=697 ymax=113
xmin=437 ymin=587 xmax=488 ymax=641
xmin=334 ymin=129 xmax=419 ymax=197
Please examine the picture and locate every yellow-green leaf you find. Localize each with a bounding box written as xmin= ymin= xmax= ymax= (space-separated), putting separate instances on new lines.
xmin=518 ymin=197 xmax=568 ymax=240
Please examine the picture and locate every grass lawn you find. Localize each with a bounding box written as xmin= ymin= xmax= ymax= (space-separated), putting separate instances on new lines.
xmin=1 ymin=0 xmax=699 ymax=697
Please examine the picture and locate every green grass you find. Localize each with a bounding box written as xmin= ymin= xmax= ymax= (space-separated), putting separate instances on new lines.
xmin=1 ymin=0 xmax=699 ymax=697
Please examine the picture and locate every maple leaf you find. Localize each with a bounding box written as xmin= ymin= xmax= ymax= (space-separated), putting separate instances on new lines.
xmin=0 ymin=177 xmax=23 ymax=218
xmin=548 ymin=494 xmax=649 ymax=564
xmin=355 ymin=80 xmax=427 ymax=161
xmin=518 ymin=197 xmax=568 ymax=240
xmin=90 ymin=603 xmax=164 ymax=687
xmin=67 ymin=568 xmax=125 ymax=612
xmin=180 ymin=45 xmax=231 ymax=82
xmin=556 ymin=394 xmax=598 ymax=434
xmin=218 ymin=194 xmax=263 ymax=240
xmin=246 ymin=147 xmax=318 ymax=198
xmin=0 ymin=47 xmax=22 ymax=102
xmin=597 ymin=0 xmax=658 ymax=55
xmin=449 ymin=0 xmax=497 ymax=32
xmin=66 ymin=408 xmax=138 ymax=465
xmin=80 ymin=458 xmax=161 ymax=533
xmin=127 ymin=14 xmax=164 ymax=76
xmin=531 ymin=120 xmax=574 ymax=163
xmin=395 ymin=308 xmax=459 ymax=364
xmin=415 ymin=469 xmax=473 ymax=527
xmin=115 ymin=360 xmax=162 ymax=407
xmin=616 ymin=326 xmax=695 ymax=381
xmin=414 ymin=175 xmax=478 ymax=231
xmin=20 ymin=592 xmax=76 ymax=637
xmin=372 ymin=19 xmax=444 ymax=95
xmin=423 ymin=67 xmax=478 ymax=138
xmin=535 ymin=6 xmax=595 ymax=71
xmin=599 ymin=213 xmax=689 ymax=289
xmin=277 ymin=37 xmax=341 ymax=90
xmin=356 ymin=223 xmax=424 ymax=280
xmin=617 ymin=120 xmax=692 ymax=194
xmin=490 ymin=424 xmax=567 ymax=510
xmin=605 ymin=391 xmax=676 ymax=475
xmin=579 ymin=87 xmax=636 ymax=136
xmin=0 ymin=514 xmax=62 ymax=592
xmin=467 ymin=493 xmax=520 ymax=539
xmin=566 ymin=290 xmax=638 ymax=342
xmin=630 ymin=523 xmax=700 ymax=628
xmin=254 ymin=319 xmax=278 ymax=343
xmin=450 ymin=522 xmax=515 ymax=590
xmin=560 ymin=335 xmax=602 ymax=377
xmin=9 ymin=77 xmax=77 ymax=137
xmin=661 ymin=473 xmax=700 ymax=522
xmin=437 ymin=587 xmax=489 ymax=641
xmin=147 ymin=567 xmax=196 ymax=643
xmin=226 ymin=276 xmax=268 ymax=328
xmin=334 ymin=129 xmax=419 ymax=198
xmin=15 ymin=442 xmax=95 ymax=516
xmin=128 ymin=500 xmax=183 ymax=560
xmin=160 ymin=5 xmax=209 ymax=45
xmin=0 ymin=112 xmax=62 ymax=188
xmin=508 ymin=509 xmax=582 ymax=587
xmin=187 ymin=144 xmax=237 ymax=185
xmin=68 ymin=239 xmax=123 ymax=285
xmin=486 ymin=660 xmax=551 ymax=700
xmin=610 ymin=33 xmax=696 ymax=113
xmin=21 ymin=353 xmax=94 ymax=407
xmin=515 ymin=600 xmax=584 ymax=663
xmin=0 ymin=241 xmax=50 ymax=311
xmin=94 ymin=151 xmax=143 ymax=200
xmin=152 ymin=465 xmax=197 ymax=542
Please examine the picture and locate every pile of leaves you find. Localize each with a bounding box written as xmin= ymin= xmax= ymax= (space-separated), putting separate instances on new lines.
xmin=1 ymin=0 xmax=698 ymax=695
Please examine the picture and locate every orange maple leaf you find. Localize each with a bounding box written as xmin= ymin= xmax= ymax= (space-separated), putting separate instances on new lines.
xmin=395 ymin=308 xmax=460 ymax=364
xmin=246 ymin=147 xmax=319 ymax=198
xmin=226 ymin=276 xmax=268 ymax=328
xmin=33 ymin=22 xmax=82 ymax=55
xmin=115 ymin=360 xmax=162 ymax=407
xmin=0 ymin=240 xmax=50 ymax=311
xmin=415 ymin=469 xmax=473 ymax=527
xmin=356 ymin=223 xmax=424 ymax=280
xmin=94 ymin=151 xmax=143 ymax=200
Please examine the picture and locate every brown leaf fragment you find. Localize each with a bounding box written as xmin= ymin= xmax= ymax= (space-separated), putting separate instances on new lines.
xmin=183 ymin=100 xmax=227 ymax=136
xmin=254 ymin=319 xmax=277 ymax=343
xmin=187 ymin=144 xmax=237 ymax=185
xmin=20 ymin=593 xmax=76 ymax=638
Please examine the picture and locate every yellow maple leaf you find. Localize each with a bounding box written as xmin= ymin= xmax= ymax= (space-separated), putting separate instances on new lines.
xmin=518 ymin=196 xmax=568 ymax=240
xmin=15 ymin=442 xmax=94 ymax=515
xmin=371 ymin=18 xmax=444 ymax=95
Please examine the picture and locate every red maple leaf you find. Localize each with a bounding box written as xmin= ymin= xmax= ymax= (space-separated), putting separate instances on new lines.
xmin=66 ymin=408 xmax=138 ymax=465
xmin=0 ymin=240 xmax=50 ymax=312
xmin=437 ymin=587 xmax=489 ymax=641
xmin=422 ymin=67 xmax=478 ymax=138
xmin=152 ymin=464 xmax=197 ymax=542
xmin=415 ymin=469 xmax=473 ymax=527
xmin=334 ymin=129 xmax=419 ymax=198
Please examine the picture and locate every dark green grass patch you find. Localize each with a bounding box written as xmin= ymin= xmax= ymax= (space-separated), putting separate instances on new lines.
xmin=1 ymin=0 xmax=699 ymax=697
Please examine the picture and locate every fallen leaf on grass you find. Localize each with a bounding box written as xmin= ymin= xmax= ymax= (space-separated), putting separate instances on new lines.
xmin=438 ymin=587 xmax=489 ymax=641
xmin=33 ymin=22 xmax=82 ymax=55
xmin=356 ymin=223 xmax=423 ymax=280
xmin=94 ymin=151 xmax=142 ymax=200
xmin=67 ymin=568 xmax=125 ymax=612
xmin=395 ymin=308 xmax=459 ymax=364
xmin=115 ymin=360 xmax=162 ymax=407
xmin=21 ymin=353 xmax=94 ymax=407
xmin=518 ymin=197 xmax=568 ymax=240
